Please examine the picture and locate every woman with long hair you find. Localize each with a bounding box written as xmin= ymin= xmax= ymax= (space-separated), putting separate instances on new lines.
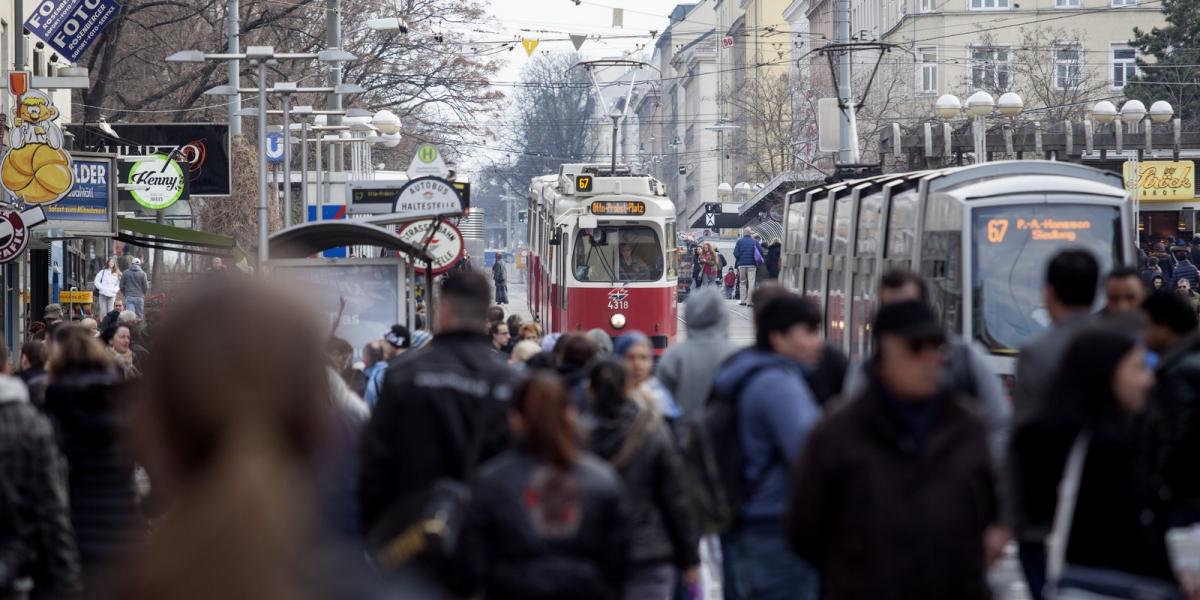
xmin=94 ymin=256 xmax=122 ymax=316
xmin=462 ymin=373 xmax=630 ymax=600
xmin=701 ymin=243 xmax=720 ymax=287
xmin=43 ymin=325 xmax=141 ymax=586
xmin=587 ymin=361 xmax=699 ymax=600
xmin=105 ymin=279 xmax=400 ymax=600
xmin=1009 ymin=327 xmax=1182 ymax=599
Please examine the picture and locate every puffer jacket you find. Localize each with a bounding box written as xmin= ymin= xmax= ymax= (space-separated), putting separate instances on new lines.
xmin=589 ymin=403 xmax=699 ymax=568
xmin=461 ymin=448 xmax=632 ymax=600
xmin=0 ymin=375 xmax=80 ymax=596
xmin=42 ymin=369 xmax=142 ymax=580
xmin=358 ymin=330 xmax=517 ymax=532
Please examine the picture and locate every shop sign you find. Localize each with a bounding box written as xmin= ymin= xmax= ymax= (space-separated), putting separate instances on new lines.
xmin=0 ymin=207 xmax=47 ymax=263
xmin=24 ymin=0 xmax=122 ymax=64
xmin=398 ymin=219 xmax=464 ymax=275
xmin=44 ymin=154 xmax=117 ymax=236
xmin=1124 ymin=160 xmax=1195 ymax=201
xmin=1 ymin=71 xmax=73 ymax=206
xmin=59 ymin=290 xmax=93 ymax=303
xmin=127 ymin=153 xmax=186 ymax=210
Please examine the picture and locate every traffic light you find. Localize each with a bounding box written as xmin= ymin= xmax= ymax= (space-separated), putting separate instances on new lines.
xmin=518 ymin=210 xmax=527 ymax=224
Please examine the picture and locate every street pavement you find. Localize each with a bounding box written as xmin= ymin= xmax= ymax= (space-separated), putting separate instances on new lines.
xmin=501 ymin=280 xmax=1031 ymax=600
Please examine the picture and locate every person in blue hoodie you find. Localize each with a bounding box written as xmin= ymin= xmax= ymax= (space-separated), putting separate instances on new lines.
xmin=733 ymin=228 xmax=760 ymax=306
xmin=711 ymin=291 xmax=824 ymax=600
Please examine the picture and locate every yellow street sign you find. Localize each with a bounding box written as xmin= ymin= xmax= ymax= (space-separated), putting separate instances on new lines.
xmin=59 ymin=290 xmax=93 ymax=304
xmin=1124 ymin=160 xmax=1195 ymax=201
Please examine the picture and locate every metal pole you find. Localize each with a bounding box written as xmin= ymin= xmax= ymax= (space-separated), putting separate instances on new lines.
xmin=315 ymin=133 xmax=324 ymax=221
xmin=13 ymin=0 xmax=23 ymax=70
xmin=282 ymin=95 xmax=293 ymax=227
xmin=611 ymin=115 xmax=619 ymax=174
xmin=835 ymin=0 xmax=857 ymax=165
xmin=256 ymin=60 xmax=269 ymax=265
xmin=326 ymin=0 xmax=343 ymax=139
xmin=227 ymin=0 xmax=242 ymax=137
xmin=325 ymin=138 xmax=335 ymax=211
xmin=301 ymin=120 xmax=309 ymax=222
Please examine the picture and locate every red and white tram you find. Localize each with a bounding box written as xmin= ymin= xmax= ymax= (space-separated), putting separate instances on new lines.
xmin=527 ymin=164 xmax=679 ymax=353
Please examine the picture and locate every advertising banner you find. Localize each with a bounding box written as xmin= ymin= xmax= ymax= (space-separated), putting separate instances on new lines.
xmin=68 ymin=123 xmax=231 ymax=196
xmin=1 ymin=71 xmax=73 ymax=207
xmin=272 ymin=262 xmax=406 ymax=359
xmin=1124 ymin=160 xmax=1196 ymax=202
xmin=43 ymin=153 xmax=117 ymax=236
xmin=24 ymin=0 xmax=122 ymax=64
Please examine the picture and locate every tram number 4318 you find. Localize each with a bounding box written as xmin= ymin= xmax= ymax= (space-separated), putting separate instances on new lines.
xmin=607 ymin=288 xmax=630 ymax=310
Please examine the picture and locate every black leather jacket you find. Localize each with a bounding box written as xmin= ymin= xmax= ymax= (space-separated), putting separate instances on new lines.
xmin=589 ymin=404 xmax=700 ymax=568
xmin=1149 ymin=331 xmax=1200 ymax=517
xmin=358 ymin=330 xmax=518 ymax=532
xmin=462 ymin=449 xmax=631 ymax=600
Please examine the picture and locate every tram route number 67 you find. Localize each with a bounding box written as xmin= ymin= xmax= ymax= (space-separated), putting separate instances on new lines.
xmin=607 ymin=288 xmax=630 ymax=310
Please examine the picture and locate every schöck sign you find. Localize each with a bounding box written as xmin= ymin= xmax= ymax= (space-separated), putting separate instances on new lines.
xmin=25 ymin=0 xmax=123 ymax=64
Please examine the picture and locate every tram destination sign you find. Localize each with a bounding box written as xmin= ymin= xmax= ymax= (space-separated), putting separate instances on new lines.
xmin=590 ymin=200 xmax=646 ymax=216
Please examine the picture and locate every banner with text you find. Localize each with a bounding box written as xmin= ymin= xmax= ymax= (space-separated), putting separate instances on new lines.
xmin=24 ymin=0 xmax=122 ymax=64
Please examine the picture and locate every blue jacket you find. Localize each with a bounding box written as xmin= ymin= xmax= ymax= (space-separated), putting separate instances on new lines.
xmin=362 ymin=361 xmax=388 ymax=408
xmin=712 ymin=348 xmax=822 ymax=523
xmin=1173 ymin=260 xmax=1199 ymax=290
xmin=733 ymin=235 xmax=759 ymax=267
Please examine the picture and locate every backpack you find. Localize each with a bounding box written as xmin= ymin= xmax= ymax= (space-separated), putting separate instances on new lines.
xmin=679 ymin=361 xmax=773 ymax=535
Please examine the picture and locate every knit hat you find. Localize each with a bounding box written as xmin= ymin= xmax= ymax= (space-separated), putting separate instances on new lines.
xmin=613 ymin=331 xmax=650 ymax=357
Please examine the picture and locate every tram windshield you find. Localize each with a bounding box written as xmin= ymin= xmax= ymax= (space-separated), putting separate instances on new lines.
xmin=574 ymin=225 xmax=664 ymax=282
xmin=972 ymin=203 xmax=1120 ymax=352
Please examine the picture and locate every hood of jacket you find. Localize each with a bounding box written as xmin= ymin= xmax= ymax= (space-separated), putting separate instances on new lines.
xmin=712 ymin=348 xmax=800 ymax=398
xmin=588 ymin=402 xmax=640 ymax=459
xmin=128 ymin=263 xmax=143 ymax=273
xmin=44 ymin=369 xmax=124 ymax=442
xmin=685 ymin=287 xmax=728 ymax=337
xmin=0 ymin=374 xmax=29 ymax=405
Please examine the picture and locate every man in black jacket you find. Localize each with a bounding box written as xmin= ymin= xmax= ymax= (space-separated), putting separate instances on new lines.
xmin=359 ymin=270 xmax=518 ymax=533
xmin=1142 ymin=291 xmax=1200 ymax=526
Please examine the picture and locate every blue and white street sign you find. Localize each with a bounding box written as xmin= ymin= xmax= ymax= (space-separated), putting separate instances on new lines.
xmin=265 ymin=132 xmax=285 ymax=164
xmin=24 ymin=0 xmax=122 ymax=64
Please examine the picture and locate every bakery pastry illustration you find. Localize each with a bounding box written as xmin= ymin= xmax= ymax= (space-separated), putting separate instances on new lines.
xmin=1 ymin=73 xmax=73 ymax=205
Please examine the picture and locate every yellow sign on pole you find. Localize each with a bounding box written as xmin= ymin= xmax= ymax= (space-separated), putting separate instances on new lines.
xmin=1123 ymin=160 xmax=1196 ymax=201
xmin=59 ymin=290 xmax=93 ymax=304
xmin=521 ymin=38 xmax=539 ymax=56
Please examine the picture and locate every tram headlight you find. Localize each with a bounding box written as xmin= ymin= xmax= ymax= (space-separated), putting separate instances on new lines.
xmin=610 ymin=313 xmax=627 ymax=330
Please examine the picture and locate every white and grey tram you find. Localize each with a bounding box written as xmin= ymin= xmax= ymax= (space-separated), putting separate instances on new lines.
xmin=780 ymin=160 xmax=1134 ymax=379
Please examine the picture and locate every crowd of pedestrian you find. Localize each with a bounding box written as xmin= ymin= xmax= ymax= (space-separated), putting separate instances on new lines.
xmin=5 ymin=247 xmax=1200 ymax=600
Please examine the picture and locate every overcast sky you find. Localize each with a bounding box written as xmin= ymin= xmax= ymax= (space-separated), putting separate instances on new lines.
xmin=484 ymin=0 xmax=687 ymax=83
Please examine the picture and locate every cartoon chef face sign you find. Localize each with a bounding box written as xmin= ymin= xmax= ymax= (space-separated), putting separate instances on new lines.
xmin=0 ymin=72 xmax=74 ymax=206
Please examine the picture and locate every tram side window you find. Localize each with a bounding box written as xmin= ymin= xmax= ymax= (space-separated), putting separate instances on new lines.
xmin=785 ymin=199 xmax=807 ymax=289
xmin=886 ymin=193 xmax=917 ymax=260
xmin=804 ymin=198 xmax=829 ymax=299
xmin=850 ymin=195 xmax=884 ymax=358
xmin=827 ymin=196 xmax=853 ymax=346
xmin=665 ymin=222 xmax=678 ymax=279
xmin=920 ymin=200 xmax=964 ymax=334
xmin=573 ymin=226 xmax=664 ymax=282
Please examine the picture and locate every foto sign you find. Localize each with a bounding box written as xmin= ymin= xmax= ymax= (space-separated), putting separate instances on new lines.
xmin=391 ymin=176 xmax=465 ymax=221
xmin=398 ymin=219 xmax=464 ymax=275
xmin=406 ymin=143 xmax=450 ymax=179
xmin=24 ymin=0 xmax=122 ymax=64
xmin=1124 ymin=160 xmax=1195 ymax=201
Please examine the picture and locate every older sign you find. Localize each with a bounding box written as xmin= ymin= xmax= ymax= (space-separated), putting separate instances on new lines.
xmin=398 ymin=219 xmax=464 ymax=275
xmin=43 ymin=153 xmax=117 ymax=237
xmin=1124 ymin=160 xmax=1196 ymax=201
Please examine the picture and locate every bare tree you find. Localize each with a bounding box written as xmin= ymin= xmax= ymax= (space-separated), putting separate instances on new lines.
xmin=728 ymin=71 xmax=824 ymax=181
xmin=1008 ymin=26 xmax=1109 ymax=122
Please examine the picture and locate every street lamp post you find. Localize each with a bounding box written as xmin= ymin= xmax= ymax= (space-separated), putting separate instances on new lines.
xmin=168 ymin=46 xmax=358 ymax=265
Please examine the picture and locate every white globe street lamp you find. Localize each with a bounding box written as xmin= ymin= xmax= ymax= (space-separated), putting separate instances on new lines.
xmin=1149 ymin=100 xmax=1175 ymax=124
xmin=935 ymin=94 xmax=962 ymax=120
xmin=997 ymin=92 xmax=1024 ymax=118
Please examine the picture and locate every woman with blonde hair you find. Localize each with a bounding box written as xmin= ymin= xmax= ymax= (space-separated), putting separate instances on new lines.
xmin=94 ymin=256 xmax=122 ymax=315
xmin=701 ymin=243 xmax=720 ymax=287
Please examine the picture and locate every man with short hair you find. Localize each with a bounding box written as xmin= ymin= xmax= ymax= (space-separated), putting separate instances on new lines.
xmin=42 ymin=304 xmax=63 ymax=326
xmin=1142 ymin=291 xmax=1200 ymax=526
xmin=733 ymin=228 xmax=760 ymax=306
xmin=489 ymin=321 xmax=511 ymax=356
xmin=359 ymin=271 xmax=517 ymax=549
xmin=0 ymin=342 xmax=81 ymax=597
xmin=1173 ymin=248 xmax=1200 ymax=291
xmin=789 ymin=301 xmax=1001 ymax=600
xmin=1103 ymin=267 xmax=1148 ymax=316
xmin=711 ymin=291 xmax=823 ymax=600
xmin=843 ymin=269 xmax=1010 ymax=460
xmin=1010 ymin=248 xmax=1098 ymax=599
xmin=120 ymin=257 xmax=149 ymax=318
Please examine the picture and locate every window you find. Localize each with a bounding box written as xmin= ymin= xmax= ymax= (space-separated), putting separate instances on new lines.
xmin=899 ymin=0 xmax=906 ymax=17
xmin=970 ymin=0 xmax=1009 ymax=10
xmin=572 ymin=226 xmax=663 ymax=282
xmin=920 ymin=0 xmax=936 ymax=11
xmin=1112 ymin=0 xmax=1137 ymax=6
xmin=1112 ymin=44 xmax=1137 ymax=88
xmin=917 ymin=47 xmax=938 ymax=94
xmin=1054 ymin=44 xmax=1082 ymax=89
xmin=970 ymin=46 xmax=1011 ymax=91
xmin=1054 ymin=0 xmax=1080 ymax=7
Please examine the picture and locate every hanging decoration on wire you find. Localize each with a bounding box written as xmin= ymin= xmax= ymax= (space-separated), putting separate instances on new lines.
xmin=612 ymin=8 xmax=624 ymax=28
xmin=570 ymin=34 xmax=588 ymax=51
xmin=522 ymin=38 xmax=540 ymax=56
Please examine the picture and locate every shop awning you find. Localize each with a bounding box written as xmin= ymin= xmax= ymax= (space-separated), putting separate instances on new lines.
xmin=117 ymin=217 xmax=244 ymax=260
